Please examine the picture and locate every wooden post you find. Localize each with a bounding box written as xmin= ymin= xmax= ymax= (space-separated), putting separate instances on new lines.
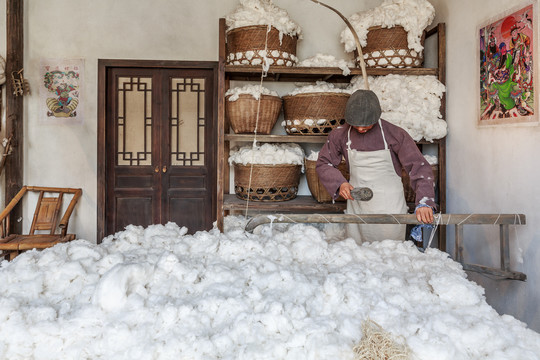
xmin=454 ymin=224 xmax=464 ymax=263
xmin=216 ymin=18 xmax=227 ymax=231
xmin=500 ymin=224 xmax=510 ymax=272
xmin=5 ymin=0 xmax=24 ymax=234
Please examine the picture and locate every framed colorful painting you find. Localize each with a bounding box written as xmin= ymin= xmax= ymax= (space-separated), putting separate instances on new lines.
xmin=39 ymin=58 xmax=84 ymax=124
xmin=478 ymin=1 xmax=538 ymax=126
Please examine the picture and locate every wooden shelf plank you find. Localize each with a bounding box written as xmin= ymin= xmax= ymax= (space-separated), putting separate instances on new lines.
xmin=224 ymin=133 xmax=444 ymax=144
xmin=225 ymin=65 xmax=438 ymax=82
xmin=225 ymin=134 xmax=330 ymax=143
xmin=224 ymin=194 xmax=346 ymax=212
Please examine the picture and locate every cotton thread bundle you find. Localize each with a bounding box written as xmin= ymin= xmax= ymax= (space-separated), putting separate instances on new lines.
xmin=353 ymin=319 xmax=411 ymax=360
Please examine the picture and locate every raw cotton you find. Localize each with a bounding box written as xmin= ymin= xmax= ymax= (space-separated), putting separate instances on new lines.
xmin=349 ymin=74 xmax=447 ymax=141
xmin=228 ymin=143 xmax=305 ymax=167
xmin=341 ymin=0 xmax=435 ymax=53
xmin=225 ymin=0 xmax=302 ymax=39
xmin=424 ymin=154 xmax=438 ymax=165
xmin=0 ymin=218 xmax=538 ymax=359
xmin=297 ymin=53 xmax=355 ymax=76
xmin=225 ymin=84 xmax=279 ymax=102
xmin=287 ymin=81 xmax=350 ymax=96
xmin=306 ymin=150 xmax=319 ymax=161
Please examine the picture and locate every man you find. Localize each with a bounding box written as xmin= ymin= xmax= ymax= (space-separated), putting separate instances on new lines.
xmin=316 ymin=89 xmax=435 ymax=243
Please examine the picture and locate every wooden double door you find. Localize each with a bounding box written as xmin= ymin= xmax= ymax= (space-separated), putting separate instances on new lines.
xmin=98 ymin=61 xmax=218 ymax=241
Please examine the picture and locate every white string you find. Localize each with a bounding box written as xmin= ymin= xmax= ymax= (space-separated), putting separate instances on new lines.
xmin=457 ymin=213 xmax=474 ymax=225
xmin=314 ymin=214 xmax=332 ymax=223
xmin=426 ymin=213 xmax=442 ymax=249
xmin=244 ymin=24 xmax=271 ymax=220
xmin=388 ymin=214 xmax=401 ymax=224
xmin=279 ymin=214 xmax=299 ymax=224
xmin=351 ymin=214 xmax=368 ymax=224
xmin=493 ymin=213 xmax=501 ymax=225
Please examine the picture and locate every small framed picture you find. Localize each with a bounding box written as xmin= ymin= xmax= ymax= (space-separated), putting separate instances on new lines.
xmin=39 ymin=58 xmax=84 ymax=124
xmin=478 ymin=1 xmax=538 ymax=126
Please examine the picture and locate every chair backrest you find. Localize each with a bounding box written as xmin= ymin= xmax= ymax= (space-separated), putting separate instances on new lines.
xmin=0 ymin=186 xmax=82 ymax=237
xmin=29 ymin=191 xmax=65 ymax=235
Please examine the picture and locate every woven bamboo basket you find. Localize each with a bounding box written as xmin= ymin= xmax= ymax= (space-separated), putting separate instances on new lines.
xmin=226 ymin=25 xmax=298 ymax=66
xmin=282 ymin=92 xmax=350 ymax=135
xmin=226 ymin=94 xmax=282 ymax=134
xmin=234 ymin=163 xmax=301 ymax=201
xmin=357 ymin=25 xmax=425 ymax=68
xmin=305 ymin=159 xmax=349 ymax=203
xmin=401 ymin=165 xmax=438 ymax=203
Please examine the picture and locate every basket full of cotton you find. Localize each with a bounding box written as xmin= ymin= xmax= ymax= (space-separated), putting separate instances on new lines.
xmin=225 ymin=85 xmax=282 ymax=134
xmin=229 ymin=143 xmax=304 ymax=201
xmin=282 ymin=82 xmax=351 ymax=135
xmin=225 ymin=0 xmax=302 ymax=67
xmin=341 ymin=0 xmax=435 ymax=68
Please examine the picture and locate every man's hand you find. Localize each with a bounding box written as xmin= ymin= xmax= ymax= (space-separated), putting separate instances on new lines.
xmin=416 ymin=206 xmax=434 ymax=224
xmin=339 ymin=182 xmax=354 ymax=200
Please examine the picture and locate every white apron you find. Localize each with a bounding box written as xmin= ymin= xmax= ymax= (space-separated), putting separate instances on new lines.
xmin=346 ymin=120 xmax=408 ymax=243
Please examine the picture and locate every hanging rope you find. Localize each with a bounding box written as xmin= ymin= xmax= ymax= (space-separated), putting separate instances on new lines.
xmin=244 ymin=24 xmax=271 ymax=219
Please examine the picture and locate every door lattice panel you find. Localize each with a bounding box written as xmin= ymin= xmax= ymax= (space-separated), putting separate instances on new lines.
xmin=117 ymin=77 xmax=153 ymax=166
xmin=170 ymin=78 xmax=205 ymax=167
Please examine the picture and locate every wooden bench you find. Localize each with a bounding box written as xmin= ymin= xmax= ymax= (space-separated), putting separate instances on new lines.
xmin=0 ymin=186 xmax=82 ymax=260
xmin=245 ymin=213 xmax=527 ymax=281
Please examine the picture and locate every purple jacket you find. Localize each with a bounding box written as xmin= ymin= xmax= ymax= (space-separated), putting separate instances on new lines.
xmin=316 ymin=120 xmax=437 ymax=209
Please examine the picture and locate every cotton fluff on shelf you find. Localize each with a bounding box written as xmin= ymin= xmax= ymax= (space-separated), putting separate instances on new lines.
xmin=0 ymin=218 xmax=538 ymax=359
xmin=340 ymin=0 xmax=435 ymax=53
xmin=225 ymin=84 xmax=279 ymax=102
xmin=424 ymin=154 xmax=438 ymax=165
xmin=286 ymin=81 xmax=350 ymax=96
xmin=228 ymin=143 xmax=305 ymax=168
xmin=225 ymin=0 xmax=302 ymax=39
xmin=349 ymin=74 xmax=447 ymax=141
xmin=307 ymin=151 xmax=322 ymax=162
xmin=297 ymin=54 xmax=355 ymax=76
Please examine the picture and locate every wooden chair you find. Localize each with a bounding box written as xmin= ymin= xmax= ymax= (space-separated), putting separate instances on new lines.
xmin=0 ymin=186 xmax=82 ymax=260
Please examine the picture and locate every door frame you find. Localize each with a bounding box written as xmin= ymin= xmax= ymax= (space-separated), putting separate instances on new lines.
xmin=97 ymin=59 xmax=219 ymax=243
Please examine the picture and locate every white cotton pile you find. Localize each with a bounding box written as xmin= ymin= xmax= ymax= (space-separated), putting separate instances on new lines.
xmin=350 ymin=74 xmax=446 ymax=141
xmin=306 ymin=150 xmax=319 ymax=161
xmin=287 ymin=81 xmax=351 ymax=96
xmin=423 ymin=154 xmax=438 ymax=165
xmin=225 ymin=84 xmax=279 ymax=101
xmin=0 ymin=219 xmax=539 ymax=359
xmin=225 ymin=0 xmax=302 ymax=38
xmin=297 ymin=54 xmax=355 ymax=76
xmin=228 ymin=143 xmax=305 ymax=167
xmin=341 ymin=0 xmax=435 ymax=53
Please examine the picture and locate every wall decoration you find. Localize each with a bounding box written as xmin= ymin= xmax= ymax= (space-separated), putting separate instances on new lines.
xmin=478 ymin=2 xmax=537 ymax=126
xmin=39 ymin=58 xmax=84 ymax=123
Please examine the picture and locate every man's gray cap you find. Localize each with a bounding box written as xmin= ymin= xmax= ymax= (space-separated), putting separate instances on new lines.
xmin=345 ymin=89 xmax=382 ymax=126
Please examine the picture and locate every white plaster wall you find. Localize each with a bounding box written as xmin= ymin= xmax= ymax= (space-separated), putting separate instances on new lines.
xmin=430 ymin=0 xmax=540 ymax=332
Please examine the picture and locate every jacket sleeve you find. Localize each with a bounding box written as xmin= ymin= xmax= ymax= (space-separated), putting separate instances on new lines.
xmin=316 ymin=131 xmax=348 ymax=200
xmin=393 ymin=130 xmax=438 ymax=210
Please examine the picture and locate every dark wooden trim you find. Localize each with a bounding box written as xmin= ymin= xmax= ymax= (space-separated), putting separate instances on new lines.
xmin=97 ymin=60 xmax=107 ymax=243
xmin=224 ymin=65 xmax=438 ymax=82
xmin=5 ymin=0 xmax=24 ymax=234
xmin=216 ymin=18 xmax=227 ymax=231
xmin=97 ymin=59 xmax=219 ymax=243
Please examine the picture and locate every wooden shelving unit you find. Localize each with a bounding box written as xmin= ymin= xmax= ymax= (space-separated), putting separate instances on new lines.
xmin=216 ymin=19 xmax=446 ymax=249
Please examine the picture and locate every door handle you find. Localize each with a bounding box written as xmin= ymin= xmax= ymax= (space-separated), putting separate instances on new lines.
xmin=154 ymin=166 xmax=159 ymax=173
xmin=162 ymin=166 xmax=167 ymax=173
